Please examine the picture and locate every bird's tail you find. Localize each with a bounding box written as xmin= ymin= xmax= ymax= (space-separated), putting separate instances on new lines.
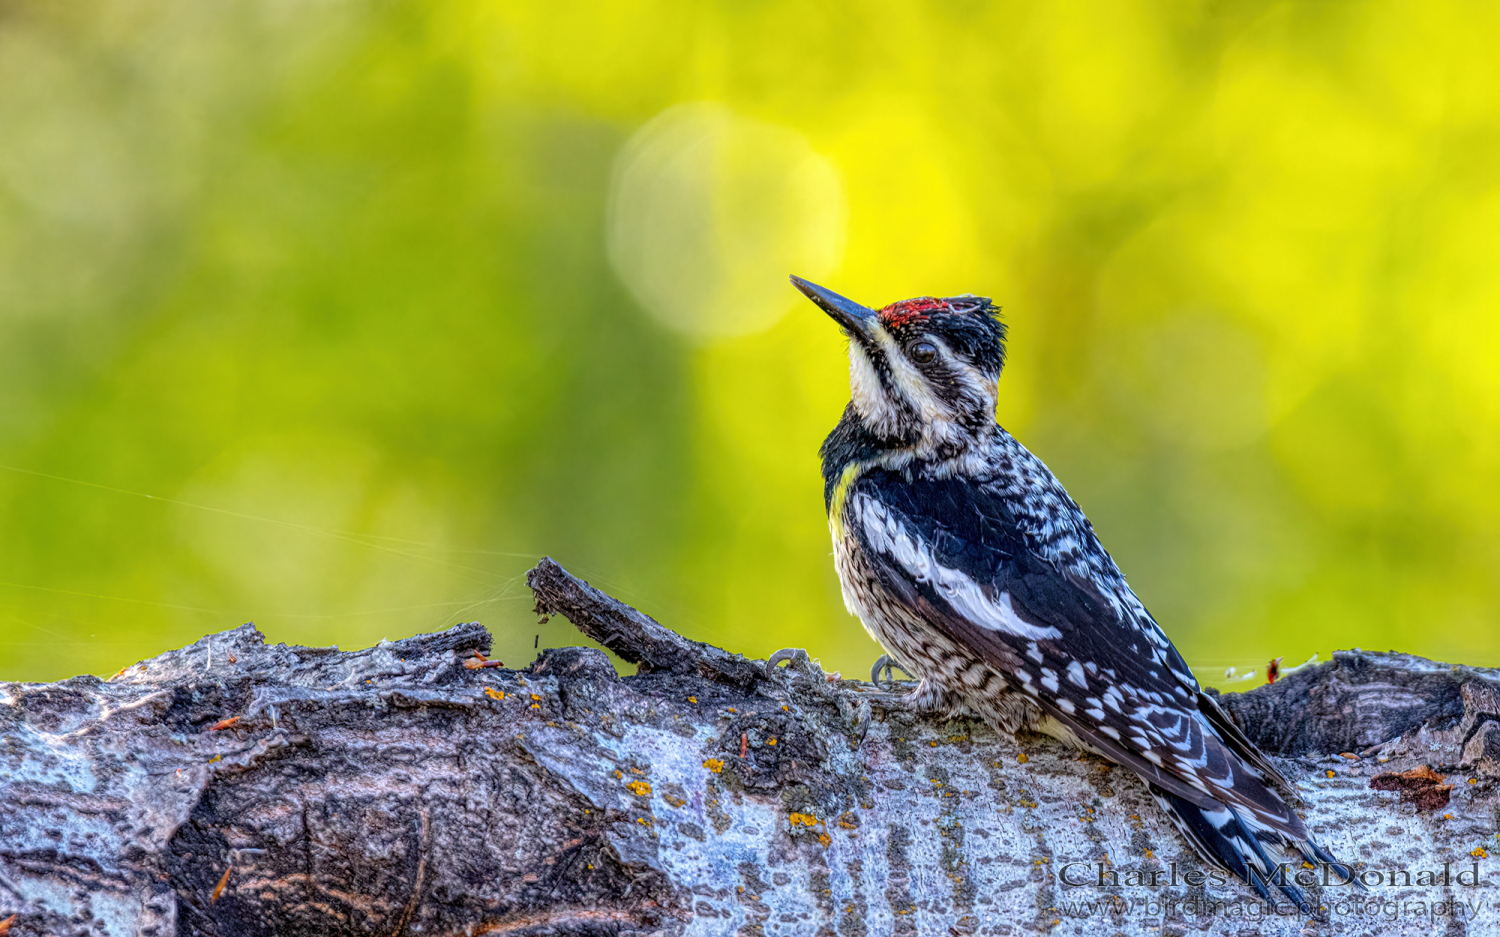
xmin=1147 ymin=785 xmax=1358 ymax=918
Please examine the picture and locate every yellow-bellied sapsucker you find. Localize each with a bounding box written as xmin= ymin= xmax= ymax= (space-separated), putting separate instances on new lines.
xmin=789 ymin=275 xmax=1350 ymax=913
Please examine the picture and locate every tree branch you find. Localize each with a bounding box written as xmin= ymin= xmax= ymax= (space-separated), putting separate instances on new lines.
xmin=1 ymin=558 xmax=1497 ymax=936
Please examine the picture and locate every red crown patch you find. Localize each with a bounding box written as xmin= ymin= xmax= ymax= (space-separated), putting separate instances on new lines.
xmin=879 ymin=297 xmax=948 ymax=329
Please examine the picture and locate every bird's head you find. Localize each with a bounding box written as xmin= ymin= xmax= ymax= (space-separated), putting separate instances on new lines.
xmin=793 ymin=275 xmax=1006 ymax=459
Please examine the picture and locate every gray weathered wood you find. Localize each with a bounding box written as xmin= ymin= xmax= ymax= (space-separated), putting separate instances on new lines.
xmin=1 ymin=558 xmax=1498 ymax=936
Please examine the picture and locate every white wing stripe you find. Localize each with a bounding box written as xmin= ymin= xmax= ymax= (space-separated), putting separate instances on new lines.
xmin=857 ymin=495 xmax=1063 ymax=641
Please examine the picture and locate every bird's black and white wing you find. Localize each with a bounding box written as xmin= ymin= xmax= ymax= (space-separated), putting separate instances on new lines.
xmin=844 ymin=467 xmax=1348 ymax=907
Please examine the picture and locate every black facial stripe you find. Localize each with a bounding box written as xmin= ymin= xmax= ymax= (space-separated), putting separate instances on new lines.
xmin=856 ymin=339 xmax=923 ymax=433
xmin=917 ymin=310 xmax=1006 ymax=377
xmin=922 ymin=358 xmax=991 ymax=410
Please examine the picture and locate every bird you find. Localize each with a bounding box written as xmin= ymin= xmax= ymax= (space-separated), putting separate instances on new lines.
xmin=783 ymin=274 xmax=1352 ymax=914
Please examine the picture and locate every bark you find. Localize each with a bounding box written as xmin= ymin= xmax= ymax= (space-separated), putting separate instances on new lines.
xmin=1 ymin=557 xmax=1498 ymax=937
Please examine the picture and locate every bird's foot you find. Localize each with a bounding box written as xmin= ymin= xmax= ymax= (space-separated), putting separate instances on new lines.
xmin=768 ymin=648 xmax=875 ymax=747
xmin=869 ymin=653 xmax=905 ymax=688
xmin=905 ymin=678 xmax=963 ymax=715
xmin=765 ymin=647 xmax=822 ymax=681
xmin=870 ymin=677 xmax=972 ymax=722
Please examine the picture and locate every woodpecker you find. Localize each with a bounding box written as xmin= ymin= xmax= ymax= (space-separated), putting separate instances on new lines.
xmin=788 ymin=275 xmax=1351 ymax=914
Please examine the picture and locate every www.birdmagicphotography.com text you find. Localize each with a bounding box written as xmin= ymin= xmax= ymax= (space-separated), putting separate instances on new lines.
xmin=1056 ymin=893 xmax=1485 ymax=926
xmin=1052 ymin=860 xmax=1489 ymax=925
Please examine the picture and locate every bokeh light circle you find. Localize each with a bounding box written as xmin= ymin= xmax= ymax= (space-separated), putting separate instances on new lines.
xmin=606 ymin=102 xmax=847 ymax=339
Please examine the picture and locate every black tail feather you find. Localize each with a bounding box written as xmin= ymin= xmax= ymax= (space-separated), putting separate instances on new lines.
xmin=1303 ymin=839 xmax=1362 ymax=891
xmin=1147 ymin=785 xmax=1343 ymax=918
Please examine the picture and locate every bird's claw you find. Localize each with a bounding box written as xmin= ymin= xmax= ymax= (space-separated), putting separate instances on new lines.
xmin=770 ymin=649 xmax=873 ymax=747
xmin=870 ymin=653 xmax=901 ymax=687
xmin=766 ymin=647 xmax=814 ymax=680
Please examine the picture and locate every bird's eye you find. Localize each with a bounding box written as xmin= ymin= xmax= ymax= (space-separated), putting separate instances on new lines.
xmin=908 ymin=340 xmax=938 ymax=364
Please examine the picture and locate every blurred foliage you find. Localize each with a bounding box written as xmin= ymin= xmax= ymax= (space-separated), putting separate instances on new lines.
xmin=2 ymin=1 xmax=1498 ymax=685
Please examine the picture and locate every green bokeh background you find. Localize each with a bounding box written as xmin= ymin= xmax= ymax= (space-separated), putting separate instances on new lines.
xmin=3 ymin=2 xmax=1498 ymax=685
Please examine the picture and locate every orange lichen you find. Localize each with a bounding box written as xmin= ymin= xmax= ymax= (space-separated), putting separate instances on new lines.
xmin=766 ymin=738 xmax=777 ymax=746
xmin=703 ymin=758 xmax=724 ymax=773
xmin=789 ymin=812 xmax=818 ymax=827
xmin=1473 ymin=846 xmax=1489 ymax=858
xmin=626 ymin=780 xmax=652 ymax=797
xmin=484 ymin=687 xmax=506 ymax=701
xmin=1017 ymin=754 xmax=1029 ymax=764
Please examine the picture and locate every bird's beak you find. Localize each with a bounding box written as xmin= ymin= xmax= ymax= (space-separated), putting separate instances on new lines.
xmin=790 ymin=275 xmax=879 ymax=339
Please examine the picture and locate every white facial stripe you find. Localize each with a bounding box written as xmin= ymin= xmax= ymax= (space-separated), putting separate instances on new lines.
xmin=871 ymin=326 xmax=949 ymax=425
xmin=848 ymin=342 xmax=900 ymax=434
xmin=857 ymin=495 xmax=1062 ymax=641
